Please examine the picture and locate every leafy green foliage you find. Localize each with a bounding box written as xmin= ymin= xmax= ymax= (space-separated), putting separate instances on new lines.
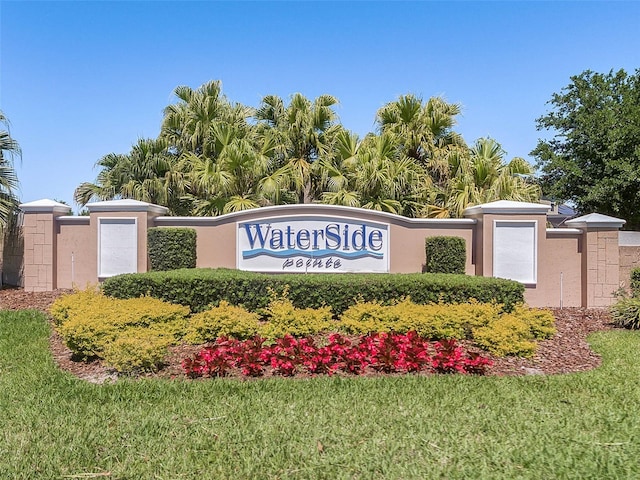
xmin=102 ymin=268 xmax=525 ymax=314
xmin=610 ymin=296 xmax=640 ymax=329
xmin=147 ymin=227 xmax=197 ymax=271
xmin=184 ymin=301 xmax=261 ymax=344
xmin=533 ymin=69 xmax=640 ymax=229
xmin=630 ymin=267 xmax=640 ymax=297
xmin=50 ymin=290 xmax=189 ymax=371
xmin=0 ymin=111 xmax=20 ymax=226
xmin=425 ymin=236 xmax=466 ymax=274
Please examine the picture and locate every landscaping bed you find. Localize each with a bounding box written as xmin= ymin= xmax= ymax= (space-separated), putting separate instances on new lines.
xmin=0 ymin=287 xmax=614 ymax=381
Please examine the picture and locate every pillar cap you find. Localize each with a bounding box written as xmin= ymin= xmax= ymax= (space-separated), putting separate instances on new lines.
xmin=19 ymin=199 xmax=71 ymax=214
xmin=565 ymin=213 xmax=626 ymax=229
xmin=463 ymin=200 xmax=551 ymax=216
xmin=86 ymin=199 xmax=168 ymax=214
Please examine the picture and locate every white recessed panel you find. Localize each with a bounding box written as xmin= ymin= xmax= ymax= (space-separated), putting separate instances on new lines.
xmin=98 ymin=218 xmax=138 ymax=277
xmin=493 ymin=220 xmax=537 ymax=284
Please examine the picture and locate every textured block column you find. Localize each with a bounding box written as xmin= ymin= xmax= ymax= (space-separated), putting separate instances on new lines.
xmin=19 ymin=200 xmax=69 ymax=292
xmin=566 ymin=214 xmax=626 ymax=307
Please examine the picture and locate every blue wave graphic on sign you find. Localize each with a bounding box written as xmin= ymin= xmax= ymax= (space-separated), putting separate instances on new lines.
xmin=242 ymin=249 xmax=383 ymax=260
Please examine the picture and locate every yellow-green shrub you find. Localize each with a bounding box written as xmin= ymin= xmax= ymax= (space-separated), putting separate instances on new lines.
xmin=102 ymin=327 xmax=174 ymax=373
xmin=51 ymin=288 xmax=557 ymax=370
xmin=511 ymin=305 xmax=556 ymax=339
xmin=49 ymin=287 xmax=106 ymax=327
xmin=260 ymin=296 xmax=335 ymax=339
xmin=336 ymin=299 xmax=555 ymax=357
xmin=471 ymin=306 xmax=556 ymax=357
xmin=338 ymin=300 xmax=395 ymax=334
xmin=184 ymin=301 xmax=260 ymax=344
xmin=472 ymin=314 xmax=538 ymax=357
xmin=52 ymin=290 xmax=189 ymax=359
xmin=337 ymin=299 xmax=501 ymax=339
xmin=392 ymin=301 xmax=501 ymax=339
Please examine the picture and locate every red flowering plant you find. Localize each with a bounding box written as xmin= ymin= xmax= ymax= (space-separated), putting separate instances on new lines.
xmin=180 ymin=338 xmax=237 ymax=378
xmin=235 ymin=336 xmax=267 ymax=377
xmin=430 ymin=339 xmax=492 ymax=374
xmin=263 ymin=335 xmax=306 ymax=376
xmin=302 ymin=339 xmax=339 ymax=375
xmin=181 ymin=331 xmax=493 ymax=379
xmin=324 ymin=333 xmax=369 ymax=374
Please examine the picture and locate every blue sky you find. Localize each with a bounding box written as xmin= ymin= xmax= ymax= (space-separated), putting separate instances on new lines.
xmin=1 ymin=0 xmax=639 ymax=212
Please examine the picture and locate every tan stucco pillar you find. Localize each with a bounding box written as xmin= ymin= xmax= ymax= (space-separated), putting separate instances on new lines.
xmin=86 ymin=199 xmax=169 ymax=279
xmin=566 ymin=214 xmax=626 ymax=307
xmin=20 ymin=199 xmax=70 ymax=292
xmin=463 ymin=200 xmax=550 ymax=280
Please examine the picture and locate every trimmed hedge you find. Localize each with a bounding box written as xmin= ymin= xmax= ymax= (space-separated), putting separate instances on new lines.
xmin=631 ymin=267 xmax=640 ymax=297
xmin=425 ymin=236 xmax=466 ymax=274
xmin=148 ymin=227 xmax=197 ymax=271
xmin=102 ymin=268 xmax=525 ymax=315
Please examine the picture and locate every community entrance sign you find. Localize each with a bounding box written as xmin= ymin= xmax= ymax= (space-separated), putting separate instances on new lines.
xmin=237 ymin=215 xmax=389 ymax=273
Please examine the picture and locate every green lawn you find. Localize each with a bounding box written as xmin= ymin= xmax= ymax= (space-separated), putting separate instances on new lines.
xmin=2 ymin=310 xmax=640 ymax=479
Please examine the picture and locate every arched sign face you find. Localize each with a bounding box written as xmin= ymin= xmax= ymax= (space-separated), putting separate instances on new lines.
xmin=237 ymin=215 xmax=389 ymax=273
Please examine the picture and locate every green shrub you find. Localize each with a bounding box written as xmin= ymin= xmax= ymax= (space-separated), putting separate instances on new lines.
xmin=610 ymin=296 xmax=640 ymax=329
xmin=510 ymin=304 xmax=556 ymax=339
xmin=102 ymin=328 xmax=174 ymax=373
xmin=260 ymin=293 xmax=335 ymax=339
xmin=102 ymin=268 xmax=524 ymax=315
xmin=148 ymin=227 xmax=197 ymax=271
xmin=472 ymin=307 xmax=555 ymax=357
xmin=337 ymin=299 xmax=554 ymax=357
xmin=631 ymin=268 xmax=640 ymax=297
xmin=51 ymin=290 xmax=189 ymax=359
xmin=184 ymin=301 xmax=261 ymax=344
xmin=425 ymin=236 xmax=466 ymax=274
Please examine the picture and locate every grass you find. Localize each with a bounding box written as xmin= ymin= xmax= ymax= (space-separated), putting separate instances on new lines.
xmin=2 ymin=310 xmax=640 ymax=479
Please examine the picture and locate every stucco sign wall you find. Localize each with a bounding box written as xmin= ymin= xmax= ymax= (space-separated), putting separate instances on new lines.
xmin=237 ymin=215 xmax=389 ymax=273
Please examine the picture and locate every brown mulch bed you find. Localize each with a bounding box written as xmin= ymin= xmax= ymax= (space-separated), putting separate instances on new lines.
xmin=0 ymin=287 xmax=615 ymax=382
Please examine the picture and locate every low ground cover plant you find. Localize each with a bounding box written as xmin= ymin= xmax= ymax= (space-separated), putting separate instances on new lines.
xmin=182 ymin=333 xmax=493 ymax=378
xmin=50 ymin=288 xmax=555 ymax=374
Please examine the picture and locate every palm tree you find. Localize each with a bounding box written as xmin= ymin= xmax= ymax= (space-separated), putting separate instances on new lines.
xmin=376 ymin=95 xmax=467 ymax=187
xmin=181 ymin=113 xmax=295 ymax=216
xmin=321 ymin=132 xmax=425 ymax=216
xmin=0 ymin=111 xmax=20 ymax=226
xmin=161 ymin=80 xmax=253 ymax=158
xmin=422 ymin=138 xmax=541 ymax=218
xmin=160 ymin=80 xmax=277 ymax=215
xmin=75 ymin=137 xmax=190 ymax=215
xmin=255 ymin=93 xmax=341 ymax=203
